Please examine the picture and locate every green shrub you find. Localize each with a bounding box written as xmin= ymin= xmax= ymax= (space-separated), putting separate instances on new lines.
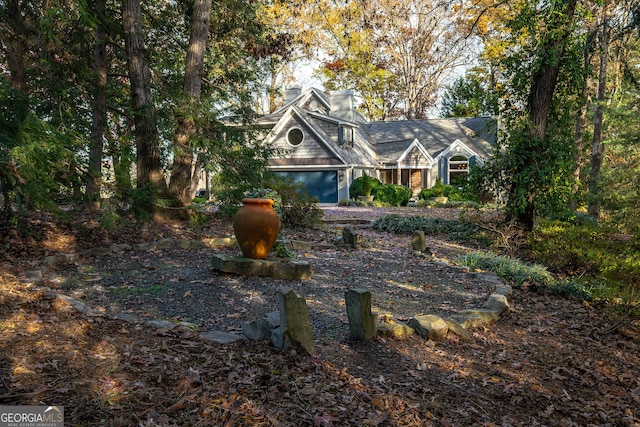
xmin=552 ymin=278 xmax=598 ymax=301
xmin=415 ymin=199 xmax=483 ymax=209
xmin=455 ymin=251 xmax=555 ymax=288
xmin=266 ymin=176 xmax=324 ymax=228
xmin=362 ymin=173 xmax=373 ymax=196
xmin=372 ymin=184 xmax=413 ymax=206
xmin=371 ymin=214 xmax=478 ymax=238
xmin=454 ymin=251 xmax=602 ymax=301
xmin=531 ymin=219 xmax=640 ymax=302
xmin=418 ymin=181 xmax=480 ymax=202
xmin=338 ymin=198 xmax=374 ymax=207
xmin=532 ymin=220 xmax=640 ymax=279
xmin=349 ymin=175 xmax=382 ymax=199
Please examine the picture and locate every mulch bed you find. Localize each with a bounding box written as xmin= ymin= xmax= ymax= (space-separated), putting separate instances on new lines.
xmin=42 ymin=224 xmax=494 ymax=341
xmin=1 ymin=206 xmax=639 ymax=426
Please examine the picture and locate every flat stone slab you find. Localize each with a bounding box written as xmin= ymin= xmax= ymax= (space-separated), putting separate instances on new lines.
xmin=200 ymin=330 xmax=243 ymax=344
xmin=212 ymin=254 xmax=312 ymax=280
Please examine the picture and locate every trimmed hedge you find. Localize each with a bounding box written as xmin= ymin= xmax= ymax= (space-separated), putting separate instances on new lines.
xmin=418 ymin=183 xmax=479 ymax=202
xmin=349 ymin=175 xmax=382 ymax=199
xmin=373 ymin=184 xmax=412 ymax=206
xmin=350 ymin=176 xmax=412 ymax=206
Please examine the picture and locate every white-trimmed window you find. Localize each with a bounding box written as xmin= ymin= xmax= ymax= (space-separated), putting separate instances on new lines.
xmin=339 ymin=125 xmax=353 ymax=148
xmin=448 ymin=155 xmax=469 ymax=185
xmin=287 ymin=127 xmax=304 ymax=146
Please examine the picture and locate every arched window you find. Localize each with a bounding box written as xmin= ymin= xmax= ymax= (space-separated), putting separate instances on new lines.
xmin=448 ymin=155 xmax=469 ymax=185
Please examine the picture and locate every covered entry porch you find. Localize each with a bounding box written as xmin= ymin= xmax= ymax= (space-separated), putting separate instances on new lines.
xmin=380 ymin=167 xmax=432 ymax=196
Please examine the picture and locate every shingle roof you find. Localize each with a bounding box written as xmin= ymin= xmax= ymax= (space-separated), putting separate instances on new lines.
xmin=365 ymin=117 xmax=495 ymax=160
xmin=259 ymin=87 xmax=496 ymax=166
xmin=374 ymin=139 xmax=415 ymax=163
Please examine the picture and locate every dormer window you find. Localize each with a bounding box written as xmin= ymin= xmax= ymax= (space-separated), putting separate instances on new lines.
xmin=339 ymin=125 xmax=353 ymax=148
xmin=287 ymin=127 xmax=304 ymax=146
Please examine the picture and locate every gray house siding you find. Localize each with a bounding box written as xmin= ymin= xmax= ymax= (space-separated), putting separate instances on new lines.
xmin=249 ymin=88 xmax=495 ymax=205
xmin=270 ymin=120 xmax=340 ymax=164
xmin=400 ymin=146 xmax=431 ymax=168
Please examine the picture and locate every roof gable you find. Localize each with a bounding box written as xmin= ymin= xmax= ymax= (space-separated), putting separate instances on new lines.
xmin=398 ymin=138 xmax=434 ymax=166
xmin=273 ymin=88 xmax=330 ymax=115
xmin=433 ymin=139 xmax=485 ymax=165
xmin=264 ymin=106 xmax=348 ymax=166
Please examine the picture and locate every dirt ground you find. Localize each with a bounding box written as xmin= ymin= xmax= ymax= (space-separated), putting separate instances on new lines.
xmin=1 ymin=207 xmax=639 ymax=426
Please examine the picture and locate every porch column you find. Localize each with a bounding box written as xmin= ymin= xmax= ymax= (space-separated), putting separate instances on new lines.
xmin=397 ymin=162 xmax=402 ymax=185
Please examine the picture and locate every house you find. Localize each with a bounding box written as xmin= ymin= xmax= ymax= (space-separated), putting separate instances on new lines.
xmin=256 ymin=86 xmax=496 ymax=204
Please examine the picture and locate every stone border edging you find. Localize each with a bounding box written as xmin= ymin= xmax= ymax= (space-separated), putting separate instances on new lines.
xmin=17 ymin=233 xmax=513 ymax=347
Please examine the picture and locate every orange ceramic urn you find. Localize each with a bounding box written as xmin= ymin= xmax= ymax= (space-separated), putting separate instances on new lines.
xmin=233 ymin=198 xmax=281 ymax=259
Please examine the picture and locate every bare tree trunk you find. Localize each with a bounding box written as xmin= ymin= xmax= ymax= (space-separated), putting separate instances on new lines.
xmin=588 ymin=15 xmax=610 ymax=220
xmin=106 ymin=123 xmax=133 ymax=191
xmin=269 ymin=63 xmax=279 ymax=113
xmin=122 ymin=0 xmax=167 ymax=193
xmin=6 ymin=0 xmax=27 ymax=92
xmin=86 ymin=0 xmax=108 ymax=210
xmin=168 ymin=0 xmax=213 ymax=206
xmin=571 ymin=100 xmax=588 ymax=211
xmin=571 ymin=29 xmax=596 ymax=211
xmin=190 ymin=152 xmax=204 ymax=199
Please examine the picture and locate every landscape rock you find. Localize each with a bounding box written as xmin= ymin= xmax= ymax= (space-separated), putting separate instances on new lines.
xmin=342 ymin=226 xmax=359 ymax=248
xmin=450 ymin=309 xmax=500 ymax=329
xmin=271 ymin=287 xmax=315 ymax=354
xmin=483 ymin=293 xmax=510 ymax=316
xmin=476 ymin=272 xmax=502 ymax=284
xmin=411 ymin=231 xmax=427 ymax=252
xmin=494 ymin=284 xmax=513 ymax=298
xmin=156 ymin=238 xmax=176 ymax=250
xmin=134 ymin=242 xmax=157 ymax=251
xmin=211 ymin=254 xmax=312 ymax=280
xmin=113 ymin=313 xmax=138 ymax=323
xmin=377 ymin=319 xmax=414 ymax=339
xmin=146 ymin=319 xmax=179 ymax=330
xmin=206 ymin=237 xmax=236 ymax=248
xmin=345 ymin=289 xmax=377 ymax=341
xmin=200 ymin=330 xmax=243 ymax=344
xmin=177 ymin=239 xmax=207 ymax=249
xmin=243 ymin=311 xmax=280 ymax=340
xmin=90 ymin=247 xmax=112 ymax=256
xmin=56 ymin=293 xmax=104 ymax=317
xmin=44 ymin=254 xmax=80 ymax=267
xmin=110 ymin=243 xmax=132 ymax=253
xmin=409 ymin=314 xmax=449 ymax=340
xmin=20 ymin=269 xmax=44 ymax=283
xmin=444 ymin=318 xmax=472 ymax=341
